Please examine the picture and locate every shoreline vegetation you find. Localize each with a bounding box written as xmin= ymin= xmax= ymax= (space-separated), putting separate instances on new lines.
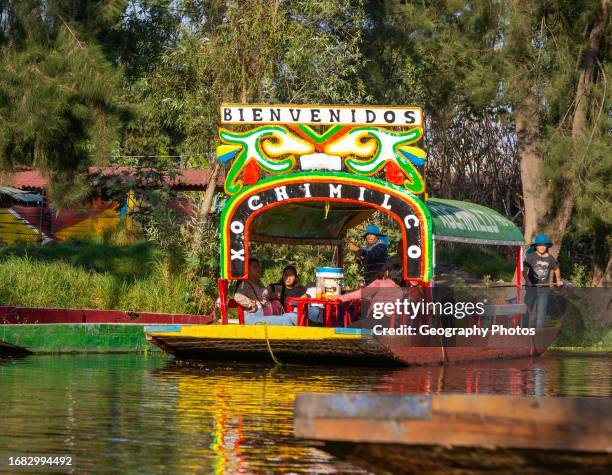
xmin=0 ymin=240 xmax=205 ymax=315
xmin=0 ymin=238 xmax=608 ymax=352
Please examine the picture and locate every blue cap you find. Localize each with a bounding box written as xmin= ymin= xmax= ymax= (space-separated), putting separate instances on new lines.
xmin=530 ymin=234 xmax=553 ymax=248
xmin=362 ymin=225 xmax=386 ymax=238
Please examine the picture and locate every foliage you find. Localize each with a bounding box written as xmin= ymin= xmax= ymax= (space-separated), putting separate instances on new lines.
xmin=0 ymin=240 xmax=212 ymax=313
xmin=0 ymin=1 xmax=128 ymax=204
xmin=0 ymin=239 xmax=157 ymax=281
xmin=121 ymin=0 xmax=367 ymax=160
xmin=363 ymin=1 xmax=520 ymax=216
xmin=0 ymin=0 xmax=609 ymax=289
xmin=437 ymin=246 xmax=516 ymax=282
xmin=517 ymin=0 xmax=611 ymax=232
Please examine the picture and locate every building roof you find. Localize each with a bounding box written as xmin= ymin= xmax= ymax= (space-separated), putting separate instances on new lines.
xmin=0 ymin=186 xmax=44 ymax=205
xmin=8 ymin=169 xmax=47 ymax=190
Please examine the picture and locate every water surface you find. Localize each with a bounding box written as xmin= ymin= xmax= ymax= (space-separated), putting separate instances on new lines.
xmin=1 ymin=354 xmax=610 ymax=474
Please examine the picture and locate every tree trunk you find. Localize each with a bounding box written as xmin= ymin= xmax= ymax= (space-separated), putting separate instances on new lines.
xmin=514 ymin=93 xmax=549 ymax=245
xmin=592 ymin=228 xmax=612 ymax=287
xmin=592 ymin=257 xmax=612 ymax=287
xmin=200 ymin=161 xmax=220 ymax=221
xmin=509 ymin=1 xmax=551 ymax=247
xmin=572 ymin=0 xmax=608 ymax=140
xmin=189 ymin=161 xmax=220 ymax=253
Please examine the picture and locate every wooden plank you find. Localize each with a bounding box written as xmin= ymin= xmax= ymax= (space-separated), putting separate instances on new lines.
xmin=294 ymin=393 xmax=612 ymax=453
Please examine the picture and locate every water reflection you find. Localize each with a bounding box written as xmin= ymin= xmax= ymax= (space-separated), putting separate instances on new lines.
xmin=376 ymin=355 xmax=612 ymax=397
xmin=0 ymin=354 xmax=609 ymax=474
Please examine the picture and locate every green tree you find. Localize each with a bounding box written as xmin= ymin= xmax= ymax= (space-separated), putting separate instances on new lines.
xmin=0 ymin=1 xmax=127 ymax=204
xmin=122 ymin=0 xmax=367 ymax=230
xmin=507 ymin=0 xmax=610 ymax=284
xmin=362 ymin=1 xmax=519 ymax=215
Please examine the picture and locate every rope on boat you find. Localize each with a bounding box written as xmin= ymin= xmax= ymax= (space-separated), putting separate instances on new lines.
xmin=263 ymin=324 xmax=282 ymax=366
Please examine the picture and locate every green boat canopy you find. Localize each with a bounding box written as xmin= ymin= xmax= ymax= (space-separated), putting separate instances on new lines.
xmin=249 ymin=197 xmax=523 ymax=246
xmin=250 ymin=201 xmax=373 ymax=244
xmin=426 ymin=198 xmax=524 ymax=246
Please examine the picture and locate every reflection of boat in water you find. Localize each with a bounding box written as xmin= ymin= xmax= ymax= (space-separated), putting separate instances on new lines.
xmin=376 ymin=356 xmax=549 ymax=395
xmin=294 ymin=392 xmax=612 ymax=475
xmin=151 ymin=361 xmax=386 ymax=474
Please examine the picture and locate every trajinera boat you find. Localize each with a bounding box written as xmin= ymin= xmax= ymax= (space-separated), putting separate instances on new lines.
xmin=145 ymin=104 xmax=559 ymax=365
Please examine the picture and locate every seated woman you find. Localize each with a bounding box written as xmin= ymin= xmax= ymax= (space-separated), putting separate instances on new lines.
xmin=270 ymin=265 xmax=322 ymax=324
xmin=270 ymin=265 xmax=307 ymax=307
xmin=234 ymin=258 xmax=299 ymax=326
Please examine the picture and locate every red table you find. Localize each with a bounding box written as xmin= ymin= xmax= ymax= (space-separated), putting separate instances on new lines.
xmin=285 ymin=297 xmax=343 ymax=327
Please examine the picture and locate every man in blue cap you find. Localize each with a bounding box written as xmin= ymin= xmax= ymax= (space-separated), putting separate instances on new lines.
xmin=523 ymin=234 xmax=563 ymax=327
xmin=348 ymin=224 xmax=389 ymax=285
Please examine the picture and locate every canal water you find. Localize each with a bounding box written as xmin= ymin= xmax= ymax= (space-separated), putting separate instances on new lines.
xmin=1 ymin=354 xmax=610 ymax=474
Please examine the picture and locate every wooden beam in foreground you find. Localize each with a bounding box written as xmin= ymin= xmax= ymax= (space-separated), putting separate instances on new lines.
xmin=294 ymin=393 xmax=612 ymax=453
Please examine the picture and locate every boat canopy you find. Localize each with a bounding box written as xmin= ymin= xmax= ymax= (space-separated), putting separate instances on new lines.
xmin=426 ymin=198 xmax=524 ymax=246
xmin=249 ymin=200 xmax=373 ymax=244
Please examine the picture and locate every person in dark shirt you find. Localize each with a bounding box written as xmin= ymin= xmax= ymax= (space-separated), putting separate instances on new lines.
xmin=348 ymin=224 xmax=389 ymax=285
xmin=270 ymin=265 xmax=307 ymax=307
xmin=522 ymin=234 xmax=563 ymax=328
xmin=523 ymin=236 xmax=562 ymax=286
xmin=270 ymin=264 xmax=322 ymax=324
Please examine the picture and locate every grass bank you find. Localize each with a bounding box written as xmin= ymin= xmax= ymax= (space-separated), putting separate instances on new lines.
xmin=0 ymin=241 xmax=210 ymax=314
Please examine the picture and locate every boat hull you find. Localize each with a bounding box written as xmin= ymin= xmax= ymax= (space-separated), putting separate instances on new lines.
xmin=0 ymin=306 xmax=213 ymax=354
xmin=145 ymin=324 xmax=558 ymax=366
xmin=145 ymin=325 xmax=400 ymax=365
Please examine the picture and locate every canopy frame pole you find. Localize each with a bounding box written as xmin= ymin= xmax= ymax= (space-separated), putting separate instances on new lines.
xmin=516 ymin=246 xmax=522 ymax=303
xmin=335 ymin=243 xmax=344 ymax=268
xmin=431 ymin=241 xmax=436 ymax=286
xmin=218 ymin=278 xmax=229 ymax=325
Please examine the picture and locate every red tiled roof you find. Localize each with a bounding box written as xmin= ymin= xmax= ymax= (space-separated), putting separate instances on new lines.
xmin=8 ymin=169 xmax=47 ymax=189
xmin=9 ymin=167 xmax=223 ymax=190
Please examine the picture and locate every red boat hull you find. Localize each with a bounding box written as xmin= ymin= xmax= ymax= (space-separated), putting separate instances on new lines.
xmin=0 ymin=306 xmax=213 ymax=325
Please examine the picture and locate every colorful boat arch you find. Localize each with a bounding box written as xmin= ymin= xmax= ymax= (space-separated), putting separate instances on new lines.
xmin=220 ymin=172 xmax=433 ymax=282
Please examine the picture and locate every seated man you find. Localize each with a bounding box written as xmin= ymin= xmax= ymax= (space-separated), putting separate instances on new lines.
xmin=234 ymin=258 xmax=299 ymax=326
xmin=339 ymin=260 xmax=410 ymax=326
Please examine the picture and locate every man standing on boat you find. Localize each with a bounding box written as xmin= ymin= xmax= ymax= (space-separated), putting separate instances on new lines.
xmin=348 ymin=224 xmax=389 ymax=286
xmin=523 ymin=234 xmax=563 ymax=328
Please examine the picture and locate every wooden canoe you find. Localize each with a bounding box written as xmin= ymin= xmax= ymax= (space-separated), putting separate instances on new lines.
xmin=294 ymin=393 xmax=612 ymax=474
xmin=144 ymin=324 xmax=558 ymax=366
xmin=0 ymin=306 xmax=213 ymax=354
